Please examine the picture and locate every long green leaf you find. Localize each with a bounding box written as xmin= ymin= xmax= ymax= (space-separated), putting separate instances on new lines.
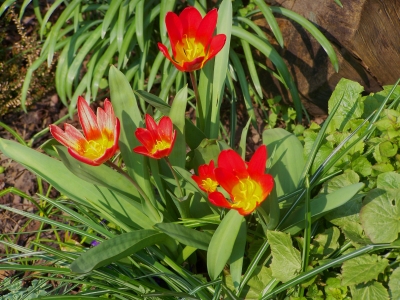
xmin=42 ymin=0 xmax=81 ymax=66
xmin=70 ymin=230 xmax=166 ymax=273
xmin=101 ymin=0 xmax=123 ymax=38
xmin=155 ymin=223 xmax=211 ymax=251
xmin=253 ymin=0 xmax=283 ymax=47
xmin=135 ymin=0 xmax=144 ymax=51
xmin=0 ymin=0 xmax=16 ymax=17
xmin=207 ymin=210 xmax=244 ymax=280
xmin=232 ymin=26 xmax=302 ymax=123
xmin=209 ymin=0 xmax=232 ymax=138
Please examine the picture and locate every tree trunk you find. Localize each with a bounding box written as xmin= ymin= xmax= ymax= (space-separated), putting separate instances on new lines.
xmin=255 ymin=0 xmax=400 ymax=116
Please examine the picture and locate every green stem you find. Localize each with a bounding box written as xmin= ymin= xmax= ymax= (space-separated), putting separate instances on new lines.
xmin=190 ymin=71 xmax=204 ymax=131
xmin=164 ymin=157 xmax=184 ymax=198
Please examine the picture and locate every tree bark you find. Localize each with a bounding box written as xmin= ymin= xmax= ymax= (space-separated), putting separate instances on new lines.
xmin=254 ymin=0 xmax=400 ymax=116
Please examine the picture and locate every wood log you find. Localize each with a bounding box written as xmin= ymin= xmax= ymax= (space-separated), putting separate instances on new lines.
xmin=253 ymin=0 xmax=400 ymax=116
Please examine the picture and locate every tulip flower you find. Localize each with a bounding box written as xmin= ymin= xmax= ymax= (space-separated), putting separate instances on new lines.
xmin=192 ymin=160 xmax=218 ymax=193
xmin=49 ymin=96 xmax=120 ymax=166
xmin=133 ymin=114 xmax=176 ymax=159
xmin=158 ymin=6 xmax=226 ymax=72
xmin=206 ymin=145 xmax=274 ymax=216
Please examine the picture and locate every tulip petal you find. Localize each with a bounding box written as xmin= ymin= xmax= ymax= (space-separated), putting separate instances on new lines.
xmin=135 ymin=128 xmax=156 ymax=152
xmin=181 ymin=56 xmax=205 ymax=72
xmin=257 ymin=174 xmax=274 ymax=199
xmin=204 ymin=34 xmax=226 ymax=62
xmin=158 ymin=116 xmax=173 ymax=142
xmin=165 ymin=12 xmax=183 ymax=56
xmin=133 ymin=146 xmax=158 ymax=159
xmin=215 ymin=167 xmax=239 ymax=194
xmin=247 ymin=145 xmax=267 ymax=177
xmin=68 ymin=148 xmax=101 ymax=166
xmin=98 ymin=99 xmax=115 ymax=133
xmin=195 ymin=8 xmax=217 ymax=47
xmin=217 ymin=149 xmax=247 ymax=177
xmin=49 ymin=123 xmax=86 ymax=150
xmin=77 ymin=96 xmax=102 ymax=140
xmin=145 ymin=114 xmax=159 ymax=133
xmin=179 ymin=6 xmax=202 ymax=39
xmin=208 ymin=191 xmax=232 ymax=209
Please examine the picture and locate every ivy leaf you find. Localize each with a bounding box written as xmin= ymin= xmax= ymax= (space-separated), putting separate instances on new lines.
xmin=320 ymin=170 xmax=359 ymax=194
xmin=311 ymin=226 xmax=340 ymax=259
xmin=389 ymin=267 xmax=400 ymax=299
xmin=324 ymin=277 xmax=350 ymax=300
xmin=350 ymin=281 xmax=389 ymax=300
xmin=377 ymin=172 xmax=400 ymax=193
xmin=328 ymin=78 xmax=364 ymax=132
xmin=351 ymin=156 xmax=372 ymax=177
xmin=360 ymin=188 xmax=400 ymax=243
xmin=267 ymin=230 xmax=301 ymax=282
xmin=341 ymin=254 xmax=388 ymax=286
xmin=245 ymin=266 xmax=274 ymax=296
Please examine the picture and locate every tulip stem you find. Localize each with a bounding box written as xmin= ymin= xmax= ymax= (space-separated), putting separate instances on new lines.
xmin=164 ymin=157 xmax=184 ymax=198
xmin=189 ymin=71 xmax=204 ymax=130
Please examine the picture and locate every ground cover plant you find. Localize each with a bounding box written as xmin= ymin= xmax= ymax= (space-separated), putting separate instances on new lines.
xmin=1 ymin=0 xmax=400 ymax=299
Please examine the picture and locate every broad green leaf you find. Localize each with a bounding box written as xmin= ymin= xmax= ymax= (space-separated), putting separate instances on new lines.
xmin=55 ymin=146 xmax=140 ymax=201
xmin=154 ymin=223 xmax=211 ymax=251
xmin=389 ymin=267 xmax=400 ymax=300
xmin=71 ymin=230 xmax=166 ymax=273
xmin=0 ymin=138 xmax=153 ymax=230
xmin=207 ymin=210 xmax=244 ymax=280
xmin=263 ymin=128 xmax=304 ymax=198
xmin=281 ymin=183 xmax=365 ymax=235
xmin=267 ymin=230 xmax=301 ymax=283
xmin=327 ymin=78 xmax=364 ymax=131
xmin=188 ymin=139 xmax=221 ymax=171
xmin=168 ymin=85 xmax=187 ymax=168
xmin=360 ymin=188 xmax=400 ymax=243
xmin=341 ymin=254 xmax=388 ymax=286
xmin=350 ymin=281 xmax=389 ymax=300
xmin=229 ymin=217 xmax=247 ymax=289
xmin=109 ymin=66 xmax=161 ymax=223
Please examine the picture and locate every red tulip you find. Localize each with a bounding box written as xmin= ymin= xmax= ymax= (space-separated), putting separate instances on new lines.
xmin=158 ymin=6 xmax=226 ymax=72
xmin=192 ymin=160 xmax=218 ymax=193
xmin=49 ymin=96 xmax=120 ymax=166
xmin=133 ymin=114 xmax=176 ymax=159
xmin=207 ymin=145 xmax=274 ymax=216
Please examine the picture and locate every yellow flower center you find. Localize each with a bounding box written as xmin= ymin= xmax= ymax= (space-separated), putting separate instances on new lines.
xmin=79 ymin=133 xmax=114 ymax=160
xmin=175 ymin=35 xmax=205 ymax=63
xmin=230 ymin=177 xmax=263 ymax=212
xmin=151 ymin=139 xmax=171 ymax=154
xmin=201 ymin=178 xmax=218 ymax=193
